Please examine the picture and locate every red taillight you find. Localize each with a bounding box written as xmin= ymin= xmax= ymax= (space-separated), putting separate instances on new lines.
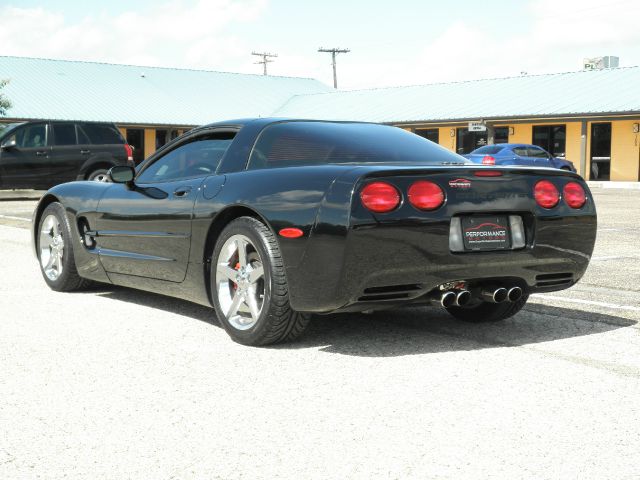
xmin=474 ymin=170 xmax=503 ymax=177
xmin=482 ymin=155 xmax=496 ymax=165
xmin=407 ymin=180 xmax=445 ymax=211
xmin=534 ymin=180 xmax=560 ymax=208
xmin=563 ymin=182 xmax=586 ymax=209
xmin=279 ymin=227 xmax=304 ymax=238
xmin=124 ymin=144 xmax=134 ymax=162
xmin=360 ymin=182 xmax=401 ymax=213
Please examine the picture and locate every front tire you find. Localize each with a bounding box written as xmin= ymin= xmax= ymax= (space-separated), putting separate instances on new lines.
xmin=446 ymin=294 xmax=529 ymax=322
xmin=211 ymin=217 xmax=310 ymax=346
xmin=37 ymin=202 xmax=92 ymax=291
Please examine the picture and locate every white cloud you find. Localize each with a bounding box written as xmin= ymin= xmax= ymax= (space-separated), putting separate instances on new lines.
xmin=338 ymin=0 xmax=640 ymax=89
xmin=1 ymin=0 xmax=639 ymax=90
xmin=0 ymin=1 xmax=268 ymax=70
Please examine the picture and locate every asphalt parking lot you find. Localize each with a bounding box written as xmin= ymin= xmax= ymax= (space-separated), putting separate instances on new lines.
xmin=1 ymin=187 xmax=639 ymax=479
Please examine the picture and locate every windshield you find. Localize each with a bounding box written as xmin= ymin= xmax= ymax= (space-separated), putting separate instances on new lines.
xmin=0 ymin=122 xmax=24 ymax=141
xmin=249 ymin=121 xmax=471 ymax=169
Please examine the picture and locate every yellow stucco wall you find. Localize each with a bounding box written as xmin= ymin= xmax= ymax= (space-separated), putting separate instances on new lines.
xmin=564 ymin=122 xmax=583 ymax=176
xmin=508 ymin=124 xmax=532 ymax=144
xmin=611 ymin=120 xmax=640 ymax=181
xmin=118 ymin=127 xmax=127 ymax=139
xmin=439 ymin=127 xmax=456 ymax=152
xmin=144 ymin=128 xmax=156 ymax=159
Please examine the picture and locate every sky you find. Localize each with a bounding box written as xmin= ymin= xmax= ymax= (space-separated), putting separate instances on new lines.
xmin=1 ymin=0 xmax=639 ymax=90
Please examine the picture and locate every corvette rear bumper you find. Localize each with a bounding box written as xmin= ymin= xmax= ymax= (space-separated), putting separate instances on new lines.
xmin=286 ymin=213 xmax=597 ymax=313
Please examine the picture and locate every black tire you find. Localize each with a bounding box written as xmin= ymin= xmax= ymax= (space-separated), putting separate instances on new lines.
xmin=87 ymin=168 xmax=111 ymax=182
xmin=211 ymin=216 xmax=310 ymax=346
xmin=446 ymin=293 xmax=529 ymax=323
xmin=36 ymin=202 xmax=93 ymax=291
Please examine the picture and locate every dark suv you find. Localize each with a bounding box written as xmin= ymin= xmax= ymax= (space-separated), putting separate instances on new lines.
xmin=0 ymin=120 xmax=135 ymax=189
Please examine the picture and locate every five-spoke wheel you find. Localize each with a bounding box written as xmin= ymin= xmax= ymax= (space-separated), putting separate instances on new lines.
xmin=215 ymin=234 xmax=266 ymax=330
xmin=211 ymin=217 xmax=310 ymax=346
xmin=39 ymin=214 xmax=65 ymax=281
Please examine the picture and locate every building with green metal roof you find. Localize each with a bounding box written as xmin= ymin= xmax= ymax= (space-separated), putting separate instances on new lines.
xmin=1 ymin=55 xmax=639 ymax=180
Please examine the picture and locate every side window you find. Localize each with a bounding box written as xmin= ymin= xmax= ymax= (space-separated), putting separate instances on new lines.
xmin=527 ymin=147 xmax=550 ymax=158
xmin=512 ymin=147 xmax=528 ymax=156
xmin=136 ymin=133 xmax=234 ymax=184
xmin=80 ymin=123 xmax=124 ymax=145
xmin=52 ymin=123 xmax=77 ymax=146
xmin=10 ymin=123 xmax=47 ymax=148
xmin=76 ymin=125 xmax=91 ymax=145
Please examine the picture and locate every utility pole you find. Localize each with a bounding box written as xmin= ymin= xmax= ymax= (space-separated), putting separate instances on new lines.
xmin=251 ymin=51 xmax=278 ymax=76
xmin=318 ymin=47 xmax=350 ymax=89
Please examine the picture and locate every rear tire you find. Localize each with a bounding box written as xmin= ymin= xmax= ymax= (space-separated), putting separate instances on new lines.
xmin=37 ymin=202 xmax=93 ymax=291
xmin=87 ymin=168 xmax=111 ymax=182
xmin=446 ymin=294 xmax=529 ymax=323
xmin=211 ymin=216 xmax=310 ymax=346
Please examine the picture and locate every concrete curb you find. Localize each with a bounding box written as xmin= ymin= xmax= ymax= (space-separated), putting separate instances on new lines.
xmin=0 ymin=190 xmax=45 ymax=201
xmin=587 ymin=181 xmax=640 ymax=190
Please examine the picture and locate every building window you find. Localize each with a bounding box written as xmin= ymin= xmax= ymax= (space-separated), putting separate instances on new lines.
xmin=590 ymin=123 xmax=611 ymax=181
xmin=456 ymin=128 xmax=487 ymax=154
xmin=533 ymin=125 xmax=566 ymax=157
xmin=495 ymin=127 xmax=509 ymax=144
xmin=415 ymin=128 xmax=439 ymax=144
xmin=126 ymin=128 xmax=145 ymax=164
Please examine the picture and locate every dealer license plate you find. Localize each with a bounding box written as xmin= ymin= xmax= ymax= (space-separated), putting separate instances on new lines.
xmin=461 ymin=215 xmax=511 ymax=251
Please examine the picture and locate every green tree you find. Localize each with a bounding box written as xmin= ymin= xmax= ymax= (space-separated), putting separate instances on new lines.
xmin=0 ymin=79 xmax=12 ymax=116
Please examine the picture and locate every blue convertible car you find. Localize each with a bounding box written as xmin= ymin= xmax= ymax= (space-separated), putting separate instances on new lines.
xmin=464 ymin=144 xmax=576 ymax=172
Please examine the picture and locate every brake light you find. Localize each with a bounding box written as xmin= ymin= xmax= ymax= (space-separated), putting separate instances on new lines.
xmin=360 ymin=182 xmax=401 ymax=213
xmin=407 ymin=181 xmax=445 ymax=211
xmin=534 ymin=180 xmax=560 ymax=208
xmin=124 ymin=144 xmax=134 ymax=163
xmin=482 ymin=155 xmax=496 ymax=165
xmin=563 ymin=182 xmax=586 ymax=209
xmin=474 ymin=170 xmax=503 ymax=177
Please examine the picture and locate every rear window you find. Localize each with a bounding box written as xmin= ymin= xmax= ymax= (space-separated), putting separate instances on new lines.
xmin=248 ymin=121 xmax=469 ymax=169
xmin=471 ymin=145 xmax=505 ymax=155
xmin=52 ymin=123 xmax=77 ymax=146
xmin=79 ymin=123 xmax=124 ymax=145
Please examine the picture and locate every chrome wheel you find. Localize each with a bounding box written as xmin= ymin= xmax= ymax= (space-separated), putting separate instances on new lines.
xmin=215 ymin=234 xmax=266 ymax=330
xmin=39 ymin=214 xmax=65 ymax=281
xmin=89 ymin=170 xmax=110 ymax=182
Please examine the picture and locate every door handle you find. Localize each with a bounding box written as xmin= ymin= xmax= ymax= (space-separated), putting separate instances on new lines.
xmin=80 ymin=150 xmax=91 ymax=154
xmin=173 ymin=186 xmax=192 ymax=197
xmin=36 ymin=151 xmax=48 ymax=156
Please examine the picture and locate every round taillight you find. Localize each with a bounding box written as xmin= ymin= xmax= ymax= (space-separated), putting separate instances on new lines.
xmin=563 ymin=182 xmax=586 ymax=209
xmin=407 ymin=181 xmax=445 ymax=211
xmin=534 ymin=180 xmax=560 ymax=208
xmin=482 ymin=155 xmax=496 ymax=165
xmin=360 ymin=182 xmax=400 ymax=213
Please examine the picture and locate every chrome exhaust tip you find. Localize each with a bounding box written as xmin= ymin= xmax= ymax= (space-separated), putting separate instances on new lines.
xmin=431 ymin=291 xmax=458 ymax=308
xmin=482 ymin=287 xmax=508 ymax=303
xmin=455 ymin=290 xmax=472 ymax=307
xmin=507 ymin=287 xmax=523 ymax=302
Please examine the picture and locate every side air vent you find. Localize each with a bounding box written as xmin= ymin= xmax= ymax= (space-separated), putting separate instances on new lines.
xmin=358 ymin=284 xmax=423 ymax=302
xmin=535 ymin=273 xmax=573 ymax=287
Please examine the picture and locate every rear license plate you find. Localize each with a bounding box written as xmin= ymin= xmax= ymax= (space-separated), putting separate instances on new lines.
xmin=461 ymin=216 xmax=511 ymax=251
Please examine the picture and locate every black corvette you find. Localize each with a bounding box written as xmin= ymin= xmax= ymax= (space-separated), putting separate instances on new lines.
xmin=32 ymin=118 xmax=597 ymax=345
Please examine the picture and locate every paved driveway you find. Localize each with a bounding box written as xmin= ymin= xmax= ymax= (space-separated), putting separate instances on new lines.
xmin=1 ymin=188 xmax=639 ymax=479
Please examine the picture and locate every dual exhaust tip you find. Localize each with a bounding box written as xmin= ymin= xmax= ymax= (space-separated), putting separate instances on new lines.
xmin=435 ymin=286 xmax=523 ymax=308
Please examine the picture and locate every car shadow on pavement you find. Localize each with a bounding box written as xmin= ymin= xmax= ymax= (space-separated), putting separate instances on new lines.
xmin=95 ymin=285 xmax=637 ymax=358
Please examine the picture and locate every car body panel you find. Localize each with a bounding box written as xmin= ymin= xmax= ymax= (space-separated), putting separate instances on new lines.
xmin=32 ymin=119 xmax=596 ymax=314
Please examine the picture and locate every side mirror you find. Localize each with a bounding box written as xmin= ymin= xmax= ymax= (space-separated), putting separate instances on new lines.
xmin=1 ymin=139 xmax=17 ymax=151
xmin=108 ymin=165 xmax=135 ymax=184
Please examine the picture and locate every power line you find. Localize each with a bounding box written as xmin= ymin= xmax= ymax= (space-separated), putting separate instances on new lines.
xmin=318 ymin=47 xmax=350 ymax=89
xmin=251 ymin=51 xmax=278 ymax=76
